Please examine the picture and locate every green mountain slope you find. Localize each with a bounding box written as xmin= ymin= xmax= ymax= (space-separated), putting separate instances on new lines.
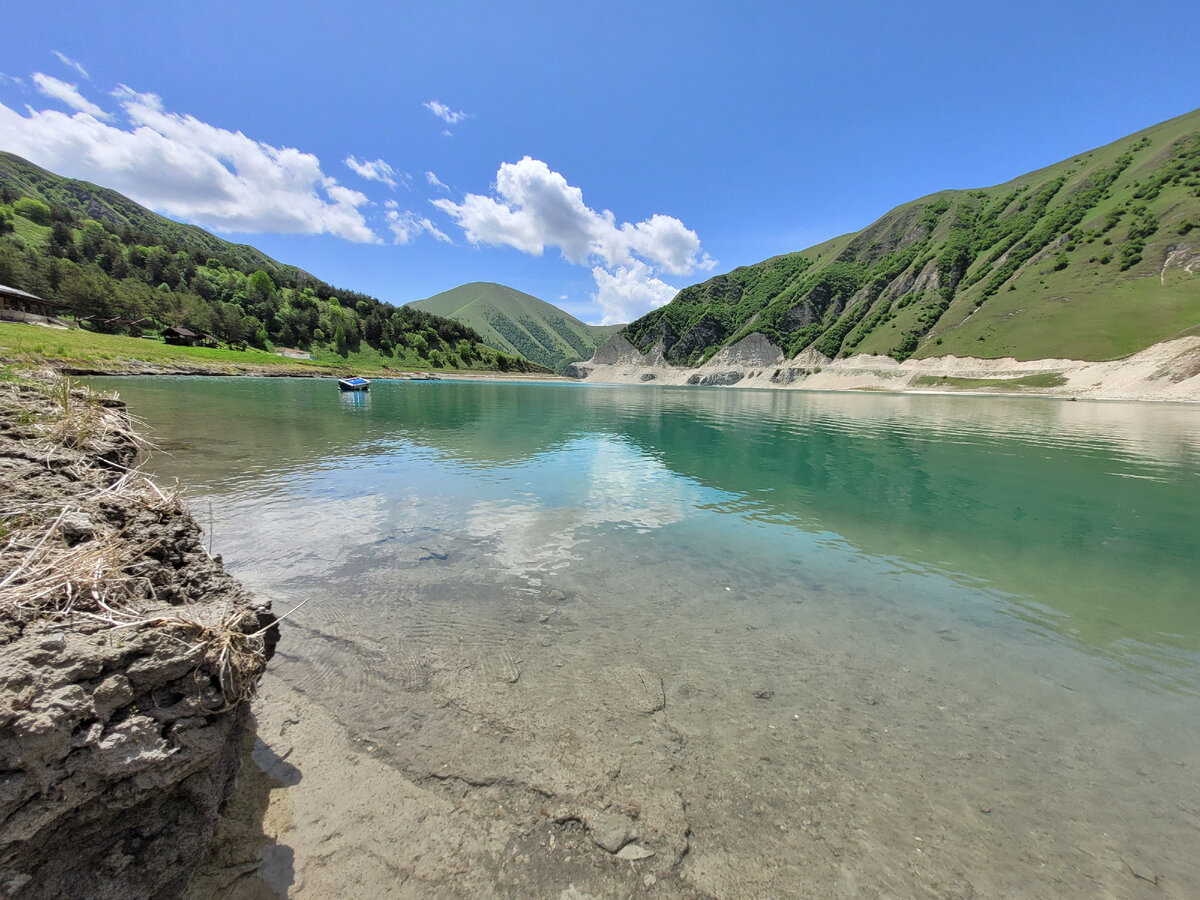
xmin=623 ymin=108 xmax=1200 ymax=364
xmin=0 ymin=153 xmax=544 ymax=372
xmin=0 ymin=152 xmax=308 ymax=289
xmin=409 ymin=282 xmax=623 ymax=372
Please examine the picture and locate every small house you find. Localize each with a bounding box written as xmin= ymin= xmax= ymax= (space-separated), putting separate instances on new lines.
xmin=0 ymin=283 xmax=62 ymax=324
xmin=163 ymin=325 xmax=198 ymax=346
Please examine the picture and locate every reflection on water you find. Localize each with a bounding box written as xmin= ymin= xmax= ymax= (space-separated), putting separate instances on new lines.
xmin=98 ymin=376 xmax=1200 ymax=684
xmin=90 ymin=376 xmax=1200 ymax=895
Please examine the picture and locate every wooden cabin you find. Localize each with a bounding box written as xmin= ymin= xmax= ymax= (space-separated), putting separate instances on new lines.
xmin=163 ymin=325 xmax=199 ymax=346
xmin=0 ymin=283 xmax=61 ymax=323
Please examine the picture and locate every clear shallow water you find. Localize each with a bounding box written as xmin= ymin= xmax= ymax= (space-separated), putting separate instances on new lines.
xmin=93 ymin=377 xmax=1200 ymax=895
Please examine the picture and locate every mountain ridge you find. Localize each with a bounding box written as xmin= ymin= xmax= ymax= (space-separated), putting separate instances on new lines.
xmin=0 ymin=153 xmax=544 ymax=372
xmin=617 ymin=107 xmax=1200 ymax=365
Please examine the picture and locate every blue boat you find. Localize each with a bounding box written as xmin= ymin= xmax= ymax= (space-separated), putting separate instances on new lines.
xmin=337 ymin=376 xmax=370 ymax=391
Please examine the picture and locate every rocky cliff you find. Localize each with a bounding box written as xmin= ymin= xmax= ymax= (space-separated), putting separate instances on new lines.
xmin=0 ymin=376 xmax=275 ymax=898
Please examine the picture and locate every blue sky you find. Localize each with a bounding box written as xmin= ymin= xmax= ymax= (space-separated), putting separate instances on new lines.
xmin=2 ymin=1 xmax=1198 ymax=324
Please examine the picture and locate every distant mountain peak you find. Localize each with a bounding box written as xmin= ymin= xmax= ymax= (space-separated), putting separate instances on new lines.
xmin=409 ymin=282 xmax=623 ymax=372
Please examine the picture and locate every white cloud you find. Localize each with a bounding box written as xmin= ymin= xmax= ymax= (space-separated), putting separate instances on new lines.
xmin=591 ymin=262 xmax=678 ymax=325
xmin=424 ymin=100 xmax=466 ymax=125
xmin=53 ymin=52 xmax=89 ymax=80
xmin=433 ymin=157 xmax=711 ymax=274
xmin=0 ymin=85 xmax=378 ymax=243
xmin=344 ymin=155 xmax=405 ymax=189
xmin=432 ymin=156 xmax=711 ymax=322
xmin=426 ymin=170 xmax=449 ymax=191
xmin=386 ymin=209 xmax=451 ymax=245
xmin=32 ymin=73 xmax=111 ymax=120
xmin=0 ymin=73 xmax=24 ymax=87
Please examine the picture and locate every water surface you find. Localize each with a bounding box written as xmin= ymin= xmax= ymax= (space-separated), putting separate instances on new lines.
xmin=95 ymin=376 xmax=1200 ymax=896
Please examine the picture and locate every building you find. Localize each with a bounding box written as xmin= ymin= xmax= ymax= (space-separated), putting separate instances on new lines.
xmin=162 ymin=325 xmax=199 ymax=346
xmin=0 ymin=283 xmax=63 ymax=324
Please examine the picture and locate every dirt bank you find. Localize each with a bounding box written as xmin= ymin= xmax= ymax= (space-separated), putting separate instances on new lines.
xmin=0 ymin=375 xmax=275 ymax=898
xmin=567 ymin=333 xmax=1200 ymax=402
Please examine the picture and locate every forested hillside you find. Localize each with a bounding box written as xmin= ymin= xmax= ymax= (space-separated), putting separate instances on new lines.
xmin=623 ymin=108 xmax=1200 ymax=365
xmin=410 ymin=282 xmax=622 ymax=372
xmin=0 ymin=153 xmax=540 ymax=372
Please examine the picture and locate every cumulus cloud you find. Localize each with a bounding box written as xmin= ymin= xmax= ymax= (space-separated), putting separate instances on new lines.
xmin=32 ymin=73 xmax=111 ymax=120
xmin=426 ymin=170 xmax=449 ymax=191
xmin=424 ymin=100 xmax=466 ymax=125
xmin=53 ymin=52 xmax=89 ymax=80
xmin=0 ymin=85 xmax=378 ymax=243
xmin=432 ymin=156 xmax=713 ymax=323
xmin=591 ymin=262 xmax=679 ymax=325
xmin=344 ymin=155 xmax=405 ymax=189
xmin=433 ymin=157 xmax=711 ymax=275
xmin=386 ymin=209 xmax=451 ymax=245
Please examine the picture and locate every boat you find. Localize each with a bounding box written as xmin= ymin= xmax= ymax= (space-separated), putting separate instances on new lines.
xmin=337 ymin=376 xmax=370 ymax=391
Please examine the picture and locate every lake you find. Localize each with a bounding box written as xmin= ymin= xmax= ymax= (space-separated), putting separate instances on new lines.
xmin=92 ymin=376 xmax=1200 ymax=897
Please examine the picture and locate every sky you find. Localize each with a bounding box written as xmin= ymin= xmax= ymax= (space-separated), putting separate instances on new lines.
xmin=2 ymin=1 xmax=1198 ymax=325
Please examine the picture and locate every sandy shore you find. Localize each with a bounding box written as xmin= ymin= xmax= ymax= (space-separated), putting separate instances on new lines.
xmin=569 ymin=335 xmax=1200 ymax=403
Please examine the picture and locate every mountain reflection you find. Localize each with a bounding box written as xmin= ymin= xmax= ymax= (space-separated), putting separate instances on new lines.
xmin=93 ymin=376 xmax=1200 ymax=673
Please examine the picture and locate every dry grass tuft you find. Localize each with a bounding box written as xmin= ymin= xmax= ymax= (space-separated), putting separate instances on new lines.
xmin=1 ymin=372 xmax=270 ymax=711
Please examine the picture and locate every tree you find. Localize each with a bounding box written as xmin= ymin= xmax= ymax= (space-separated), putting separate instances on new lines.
xmin=47 ymin=222 xmax=77 ymax=260
xmin=13 ymin=198 xmax=52 ymax=225
xmin=242 ymin=315 xmax=266 ymax=348
xmin=60 ymin=268 xmax=116 ymax=324
xmin=334 ymin=322 xmax=349 ymax=357
xmin=218 ymin=304 xmax=248 ymax=343
xmin=248 ymin=269 xmax=276 ymax=305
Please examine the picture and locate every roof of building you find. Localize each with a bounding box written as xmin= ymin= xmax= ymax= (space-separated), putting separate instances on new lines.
xmin=0 ymin=283 xmax=49 ymax=303
xmin=165 ymin=325 xmax=198 ymax=337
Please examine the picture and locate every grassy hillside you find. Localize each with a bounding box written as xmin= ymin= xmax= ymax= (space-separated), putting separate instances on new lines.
xmin=0 ymin=154 xmax=541 ymax=373
xmin=624 ymin=107 xmax=1200 ymax=364
xmin=410 ymin=282 xmax=622 ymax=372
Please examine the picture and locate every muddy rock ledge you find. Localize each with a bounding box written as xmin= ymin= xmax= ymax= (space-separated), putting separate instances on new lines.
xmin=0 ymin=376 xmax=276 ymax=898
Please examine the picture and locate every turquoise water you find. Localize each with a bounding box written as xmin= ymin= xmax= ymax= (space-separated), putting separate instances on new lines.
xmin=93 ymin=376 xmax=1200 ymax=895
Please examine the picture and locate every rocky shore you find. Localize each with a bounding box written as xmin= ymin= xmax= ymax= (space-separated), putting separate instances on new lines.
xmin=0 ymin=375 xmax=275 ymax=898
xmin=565 ymin=332 xmax=1200 ymax=402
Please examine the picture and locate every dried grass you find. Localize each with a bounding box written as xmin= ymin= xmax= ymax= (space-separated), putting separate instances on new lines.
xmin=1 ymin=373 xmax=270 ymax=710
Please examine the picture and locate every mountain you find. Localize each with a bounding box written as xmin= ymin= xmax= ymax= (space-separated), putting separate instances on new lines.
xmin=0 ymin=152 xmax=308 ymax=290
xmin=0 ymin=153 xmax=543 ymax=372
xmin=409 ymin=282 xmax=623 ymax=372
xmin=620 ymin=108 xmax=1200 ymax=365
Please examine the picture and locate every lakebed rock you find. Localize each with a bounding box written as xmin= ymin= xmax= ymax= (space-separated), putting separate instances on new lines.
xmin=0 ymin=378 xmax=274 ymax=898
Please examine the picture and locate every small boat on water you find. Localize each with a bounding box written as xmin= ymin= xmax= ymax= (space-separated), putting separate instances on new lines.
xmin=338 ymin=376 xmax=370 ymax=391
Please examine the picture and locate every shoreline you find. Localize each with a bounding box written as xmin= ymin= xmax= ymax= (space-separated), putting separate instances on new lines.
xmin=9 ymin=315 xmax=1196 ymax=402
xmin=0 ymin=375 xmax=274 ymax=897
xmin=83 ymin=369 xmax=1200 ymax=898
xmin=565 ymin=334 xmax=1200 ymax=404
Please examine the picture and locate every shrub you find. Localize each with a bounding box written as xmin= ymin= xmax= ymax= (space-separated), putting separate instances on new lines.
xmin=13 ymin=198 xmax=52 ymax=225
